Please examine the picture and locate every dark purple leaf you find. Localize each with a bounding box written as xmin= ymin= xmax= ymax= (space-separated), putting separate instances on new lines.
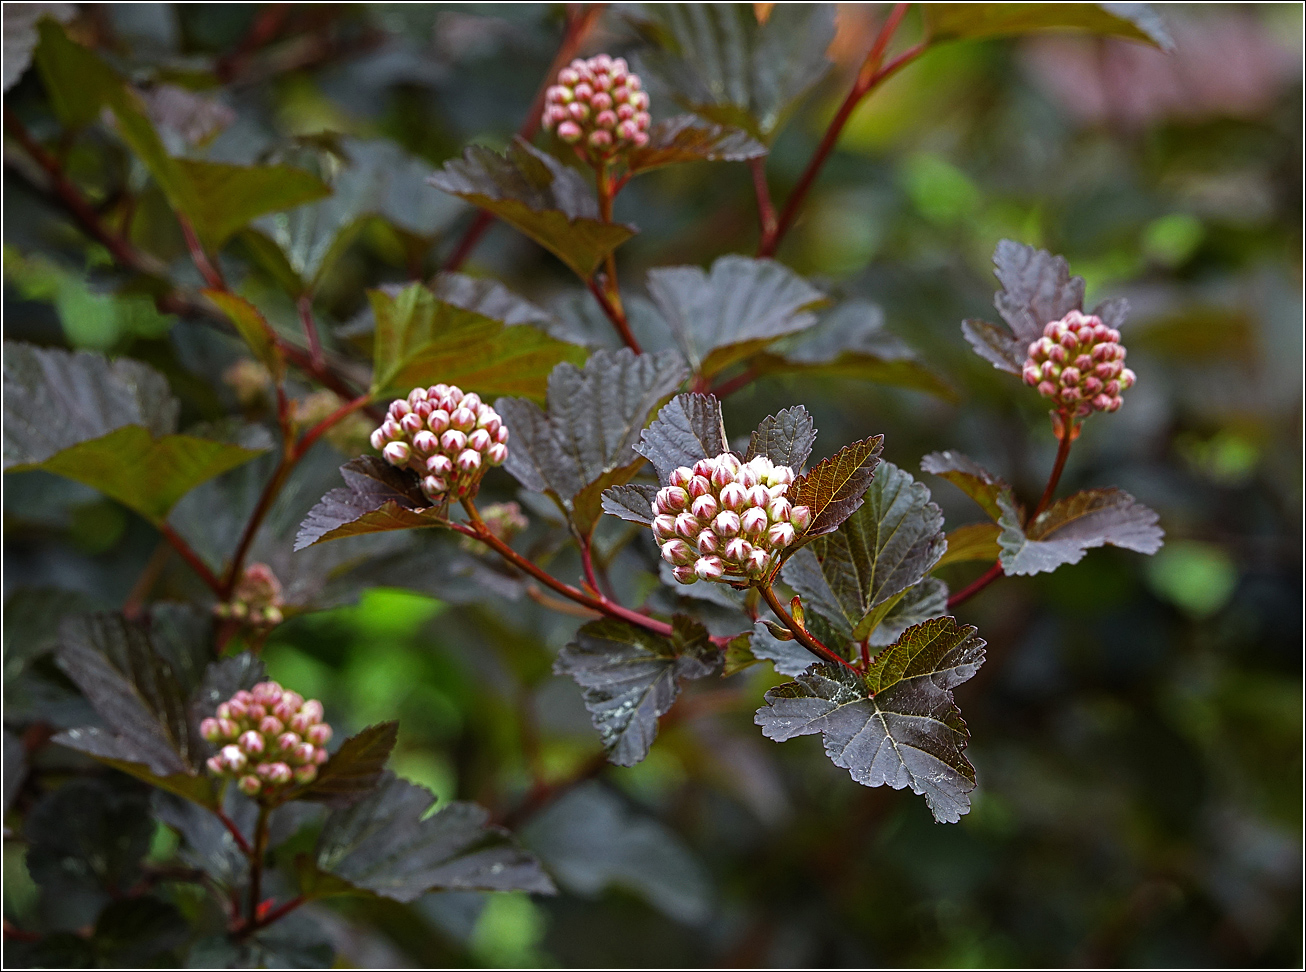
xmin=744 ymin=405 xmax=816 ymax=472
xmin=787 ymin=435 xmax=884 ymax=540
xmin=920 ymin=450 xmax=1011 ymax=522
xmin=632 ymin=393 xmax=729 ymax=483
xmin=627 ymin=115 xmax=767 ymax=174
xmin=998 ymin=487 xmax=1164 ymax=576
xmin=295 ymin=457 xmax=447 ymax=550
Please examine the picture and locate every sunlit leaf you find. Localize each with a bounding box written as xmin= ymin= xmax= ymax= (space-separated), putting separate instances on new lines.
xmin=935 ymin=522 xmax=1002 ymax=568
xmin=997 ymin=487 xmax=1164 ymax=575
xmin=627 ymin=115 xmax=767 ymax=174
xmin=924 ymin=2 xmax=1174 ymax=51
xmin=756 ymin=617 xmax=986 ymax=823
xmin=787 ymin=435 xmax=884 ymax=541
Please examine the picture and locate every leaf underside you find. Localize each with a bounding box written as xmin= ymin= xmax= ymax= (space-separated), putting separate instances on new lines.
xmin=998 ymin=487 xmax=1164 ymax=575
xmin=295 ymin=458 xmax=449 ymax=550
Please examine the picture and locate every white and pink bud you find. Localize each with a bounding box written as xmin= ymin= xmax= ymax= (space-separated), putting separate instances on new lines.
xmin=383 ymin=441 xmax=410 ymax=466
xmin=307 ymin=724 xmax=332 ymax=747
xmin=694 ymin=556 xmax=725 ymax=581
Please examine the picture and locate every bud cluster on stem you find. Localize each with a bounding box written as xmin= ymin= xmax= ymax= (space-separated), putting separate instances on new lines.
xmin=542 ymin=54 xmax=651 ymax=162
xmin=1023 ymin=310 xmax=1136 ymax=417
xmin=213 ymin=562 xmax=285 ymax=628
xmin=652 ymin=453 xmax=811 ymax=584
xmin=371 ymin=384 xmax=509 ymax=504
xmin=202 ymin=681 xmax=332 ymax=799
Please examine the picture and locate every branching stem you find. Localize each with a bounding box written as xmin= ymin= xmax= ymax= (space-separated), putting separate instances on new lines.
xmin=757 ymin=585 xmax=859 ymax=674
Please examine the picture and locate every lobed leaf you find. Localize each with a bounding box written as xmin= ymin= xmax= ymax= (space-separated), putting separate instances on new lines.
xmin=626 ymin=115 xmax=767 ymax=174
xmin=294 ymin=457 xmax=448 ymax=550
xmin=920 ymin=450 xmax=1011 ymax=522
xmin=600 ymin=483 xmax=660 ymax=525
xmin=744 ymin=404 xmax=816 ymax=472
xmin=787 ymin=435 xmax=884 ymax=541
xmin=936 ymin=522 xmax=1003 ymax=568
xmin=291 ymin=721 xmax=398 ymax=808
xmin=498 ymin=349 xmax=688 ymax=535
xmin=303 ymin=773 xmax=554 ymax=901
xmin=752 ymin=300 xmax=955 ymax=400
xmin=429 ymin=138 xmax=636 ymax=278
xmin=632 ymin=392 xmax=729 ymax=483
xmin=369 ymin=280 xmax=585 ymax=401
xmin=784 ymin=463 xmax=946 ymax=641
xmin=633 ymin=3 xmax=837 ymax=141
xmin=997 ymin=487 xmax=1164 ymax=575
xmin=962 ymin=240 xmax=1086 ymax=373
xmin=555 ymin=616 xmax=722 ymax=767
xmin=646 ymin=256 xmax=826 ymax=379
xmin=924 ymin=2 xmax=1174 ymax=51
xmin=755 ymin=617 xmax=986 ymax=823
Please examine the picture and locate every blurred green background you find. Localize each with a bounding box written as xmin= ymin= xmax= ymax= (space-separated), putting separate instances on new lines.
xmin=4 ymin=3 xmax=1301 ymax=967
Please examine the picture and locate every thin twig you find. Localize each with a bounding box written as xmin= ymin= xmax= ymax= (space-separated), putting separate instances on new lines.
xmin=749 ymin=156 xmax=778 ymax=242
xmin=296 ymin=294 xmax=325 ymax=369
xmin=759 ymin=2 xmax=918 ymax=256
xmin=159 ymin=525 xmax=224 ymax=595
xmin=246 ymin=804 xmax=270 ymax=930
xmin=709 ymin=367 xmax=760 ymax=399
xmin=215 ymin=808 xmax=253 ymax=856
xmin=758 ymin=585 xmax=859 ymax=674
xmin=585 ymin=277 xmax=641 ymax=352
xmin=179 ymin=215 xmax=226 ymax=290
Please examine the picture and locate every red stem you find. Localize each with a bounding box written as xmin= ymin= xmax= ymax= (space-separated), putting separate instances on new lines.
xmin=159 ymin=524 xmax=223 ymax=595
xmin=750 ymin=156 xmax=777 ymax=242
xmin=709 ymin=367 xmax=760 ymax=399
xmin=252 ymin=895 xmax=305 ymax=931
xmin=759 ymin=3 xmax=917 ymax=257
xmin=179 ymin=215 xmax=226 ymax=290
xmin=758 ymin=585 xmax=860 ymax=674
xmin=296 ymin=294 xmax=324 ymax=369
xmin=215 ymin=808 xmax=253 ymax=855
xmin=585 ymin=277 xmax=641 ymax=353
xmin=442 ymin=4 xmax=605 ymax=272
xmin=946 ymin=562 xmax=1003 ymax=609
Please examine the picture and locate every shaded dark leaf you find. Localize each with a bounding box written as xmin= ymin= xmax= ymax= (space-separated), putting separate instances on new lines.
xmin=498 ymin=349 xmax=686 ymax=533
xmin=3 ymin=729 xmax=25 ymax=813
xmin=295 ymin=457 xmax=447 ymax=550
xmin=291 ymin=721 xmax=398 ymax=808
xmin=997 ymin=488 xmax=1164 ymax=576
xmin=872 ymin=577 xmax=949 ymax=648
xmin=627 ymin=115 xmax=767 ymax=174
xmin=924 ymin=2 xmax=1174 ymax=50
xmin=302 ymin=773 xmax=554 ymax=901
xmin=936 ymin=521 xmax=1002 ymax=568
xmin=756 ymin=617 xmax=986 ymax=823
xmin=753 ymin=300 xmax=955 ymax=400
xmin=429 ymin=138 xmax=636 ymax=278
xmin=747 ymin=620 xmax=821 ymax=676
xmin=555 ymin=616 xmax=721 ymax=766
xmin=744 ymin=405 xmax=816 ymax=471
xmin=2 ymin=342 xmax=176 ymax=467
xmin=787 ymin=435 xmax=884 ymax=541
xmin=920 ymin=450 xmax=1011 ymax=522
xmin=91 ymin=897 xmax=189 ymax=968
xmin=633 ymin=392 xmax=729 ymax=483
xmin=204 ymin=290 xmax=285 ymax=382
xmin=432 ymin=271 xmax=554 ymax=327
xmin=646 ymin=256 xmax=826 ymax=378
xmin=25 ymin=777 xmax=153 ymax=929
xmin=522 ymin=782 xmax=710 ymax=923
xmin=962 ymin=240 xmax=1085 ymax=373
xmin=369 ymin=280 xmax=585 ymax=401
xmin=633 ymin=3 xmax=837 ymax=140
xmin=600 ymin=483 xmax=659 ymax=525
xmin=3 ymin=586 xmax=104 ymax=669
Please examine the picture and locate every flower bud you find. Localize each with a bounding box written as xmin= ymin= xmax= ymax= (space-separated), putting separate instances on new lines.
xmin=427 ymin=454 xmax=454 ymax=476
xmin=713 ymin=510 xmax=741 ymax=537
xmin=688 ymin=475 xmax=711 ymax=498
xmin=457 ymin=449 xmax=482 ymax=473
xmin=383 ymin=441 xmax=410 ymax=466
xmin=747 ymin=485 xmax=770 ymax=508
xmin=789 ymin=506 xmax=812 ymax=532
xmin=673 ymin=512 xmax=700 ymax=539
xmin=694 ymin=556 xmax=724 ymax=580
xmin=696 ymin=530 xmax=719 ymax=555
xmin=768 ymin=521 xmax=796 ymax=548
xmin=672 ymin=565 xmax=698 ymax=584
xmin=239 ymin=774 xmax=262 ymax=796
xmin=710 ymin=463 xmax=734 ymax=488
xmin=668 ymin=467 xmax=693 ymax=488
xmin=652 ymin=514 xmax=678 ymax=540
xmin=217 ymin=718 xmax=238 ymax=739
xmin=294 ymin=764 xmax=318 ymax=785
xmin=719 ymin=482 xmax=747 ymax=511
xmin=220 ymin=745 xmax=247 ymax=772
xmin=370 ymin=428 xmax=387 ymax=451
xmin=747 ymin=548 xmax=772 ymax=576
xmin=656 ymin=486 xmax=689 ymax=513
xmin=661 ymin=539 xmax=696 ymax=566
xmin=201 ymin=718 xmax=223 ymax=742
xmin=693 ymin=458 xmax=715 ymax=478
xmin=206 ymin=755 xmax=224 ymax=774
xmin=428 ymin=409 xmax=451 ymax=434
xmin=314 ymin=747 xmax=330 ymax=764
xmin=422 ymin=475 xmax=448 ymax=498
xmin=412 ymin=430 xmax=438 ymax=454
xmin=441 ymin=429 xmax=467 ymax=453
xmin=690 ymin=494 xmax=719 ymax=520
xmin=468 ymin=428 xmax=492 ymax=452
xmin=400 ymin=412 xmax=424 ymax=434
xmin=724 ymin=538 xmax=753 ymax=563
xmin=260 ymin=716 xmax=283 ymax=736
xmin=307 ymin=724 xmax=332 ymax=746
xmin=292 ymin=742 xmax=317 ymax=765
xmin=741 ymin=508 xmax=769 ymax=536
xmin=277 ymin=732 xmax=301 ymax=752
xmin=1061 ymin=367 xmax=1081 ymax=386
xmin=487 ymin=443 xmax=508 ymax=465
xmin=247 ymin=703 xmax=266 ymax=722
xmin=450 ymin=407 xmax=476 ymax=432
xmin=238 ymin=730 xmax=264 ymax=756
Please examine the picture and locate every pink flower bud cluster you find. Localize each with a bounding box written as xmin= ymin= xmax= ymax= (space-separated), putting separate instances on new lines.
xmin=1023 ymin=310 xmax=1136 ymax=416
xmin=371 ymin=384 xmax=509 ymax=504
xmin=201 ymin=681 xmax=332 ymax=799
xmin=542 ymin=54 xmax=651 ymax=160
xmin=213 ymin=563 xmax=285 ymax=628
xmin=652 ymin=454 xmax=811 ymax=585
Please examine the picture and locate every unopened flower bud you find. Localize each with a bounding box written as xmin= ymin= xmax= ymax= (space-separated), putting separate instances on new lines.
xmin=238 ymin=730 xmax=264 ymax=755
xmin=652 ymin=514 xmax=678 ymax=540
xmin=724 ymin=538 xmax=753 ymax=562
xmin=294 ymin=764 xmax=318 ymax=784
xmin=668 ymin=467 xmax=693 ymax=488
xmin=691 ymin=494 xmax=719 ymax=520
xmin=239 ymin=774 xmax=262 ymax=796
xmin=672 ymin=565 xmax=698 ymax=584
xmin=428 ymin=409 xmax=451 ymax=434
xmin=260 ymin=716 xmax=283 ymax=736
xmin=719 ymin=482 xmax=747 ymax=511
xmin=412 ymin=430 xmax=438 ymax=455
xmin=383 ymin=441 xmax=410 ymax=466
xmin=427 ymin=454 xmax=454 ymax=476
xmin=661 ymin=539 xmax=696 ymax=566
xmin=695 ymin=556 xmax=724 ymax=580
xmin=768 ymin=521 xmax=796 ymax=547
xmin=674 ymin=512 xmax=700 ymax=539
xmin=370 ymin=429 xmax=387 ymax=451
xmin=441 ymin=429 xmax=467 ymax=453
xmin=741 ymin=508 xmax=769 ymax=536
xmin=400 ymin=412 xmax=424 ymax=434
xmin=487 ymin=443 xmax=508 ymax=465
xmin=747 ymin=548 xmax=771 ymax=576
xmin=468 ymin=428 xmax=492 ymax=452
xmin=457 ymin=449 xmax=482 ymax=473
xmin=307 ymin=724 xmax=332 ymax=746
xmin=201 ymin=718 xmax=223 ymax=742
xmin=713 ymin=510 xmax=741 ymax=537
xmin=696 ymin=530 xmax=719 ymax=555
xmin=789 ymin=506 xmax=812 ymax=532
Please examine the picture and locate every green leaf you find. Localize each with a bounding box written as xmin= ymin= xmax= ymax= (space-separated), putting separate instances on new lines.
xmin=872 ymin=577 xmax=950 ymax=648
xmin=626 ymin=115 xmax=767 ymax=174
xmin=920 ymin=450 xmax=1011 ymax=522
xmin=3 ymin=342 xmax=176 ymax=466
xmin=755 ymin=617 xmax=986 ymax=823
xmin=924 ymin=2 xmax=1173 ymax=50
xmin=936 ymin=522 xmax=1002 ymax=568
xmin=14 ymin=425 xmax=264 ymax=525
xmin=203 ymin=290 xmax=285 ymax=382
xmin=962 ymin=240 xmax=1086 ymax=374
xmin=722 ymin=631 xmax=759 ymax=676
xmin=752 ymin=300 xmax=955 ymax=400
xmin=172 ymin=158 xmax=331 ymax=252
xmin=631 ymin=392 xmax=729 ymax=484
xmin=295 ymin=457 xmax=449 ymax=550
xmin=744 ymin=404 xmax=816 ymax=471
xmin=291 ymin=721 xmax=398 ymax=808
xmin=997 ymin=487 xmax=1164 ymax=576
xmin=497 ymin=349 xmax=688 ymax=535
xmin=788 ymin=435 xmax=884 ymax=541
xmin=25 ymin=777 xmax=154 ymax=929
xmin=50 ymin=613 xmax=218 ymax=807
xmin=646 ymin=256 xmax=826 ymax=379
xmin=32 ymin=17 xmax=115 ymax=125
xmin=633 ymin=3 xmax=837 ymax=141
xmin=303 ymin=773 xmax=554 ymax=901
xmin=428 ymin=138 xmax=636 ymax=278
xmin=369 ymin=280 xmax=585 ymax=401
xmin=555 ymin=616 xmax=722 ymax=766
xmin=784 ymin=462 xmax=946 ymax=641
